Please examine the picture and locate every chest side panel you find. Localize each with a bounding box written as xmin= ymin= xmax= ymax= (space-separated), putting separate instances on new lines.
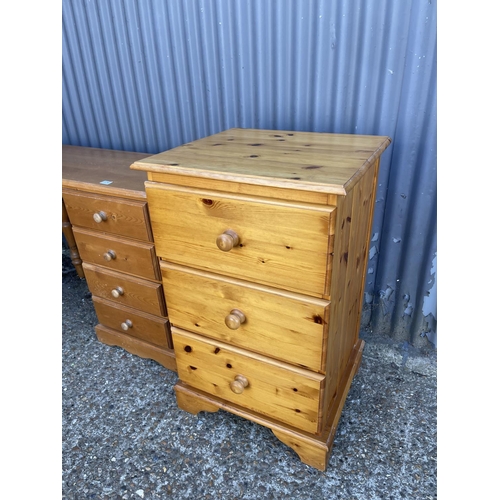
xmin=323 ymin=159 xmax=380 ymax=414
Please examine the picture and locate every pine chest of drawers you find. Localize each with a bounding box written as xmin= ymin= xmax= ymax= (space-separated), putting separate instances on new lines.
xmin=62 ymin=145 xmax=176 ymax=372
xmin=131 ymin=128 xmax=391 ymax=471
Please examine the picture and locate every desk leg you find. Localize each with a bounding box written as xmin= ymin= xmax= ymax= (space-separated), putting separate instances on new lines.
xmin=62 ymin=199 xmax=85 ymax=278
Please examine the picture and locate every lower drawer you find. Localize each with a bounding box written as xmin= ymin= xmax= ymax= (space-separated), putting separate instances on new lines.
xmin=83 ymin=263 xmax=167 ymax=317
xmin=93 ymin=296 xmax=172 ymax=349
xmin=172 ymin=327 xmax=325 ymax=434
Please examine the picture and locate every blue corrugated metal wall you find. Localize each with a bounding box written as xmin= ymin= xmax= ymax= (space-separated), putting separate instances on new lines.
xmin=62 ymin=0 xmax=437 ymax=347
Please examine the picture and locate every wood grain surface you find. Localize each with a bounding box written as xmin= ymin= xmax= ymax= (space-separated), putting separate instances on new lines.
xmin=172 ymin=327 xmax=325 ymax=434
xmin=63 ymin=189 xmax=152 ymax=241
xmin=83 ymin=263 xmax=167 ymax=317
xmin=161 ymin=262 xmax=329 ymax=372
xmin=132 ymin=128 xmax=391 ymax=195
xmin=73 ymin=227 xmax=160 ymax=281
xmin=146 ymin=182 xmax=335 ymax=297
xmin=62 ymin=145 xmax=149 ymax=199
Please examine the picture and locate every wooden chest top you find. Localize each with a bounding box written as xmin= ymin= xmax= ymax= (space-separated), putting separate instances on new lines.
xmin=131 ymin=128 xmax=391 ymax=195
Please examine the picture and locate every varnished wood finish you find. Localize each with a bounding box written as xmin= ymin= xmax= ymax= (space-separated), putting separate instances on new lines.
xmin=62 ymin=199 xmax=84 ymax=278
xmin=93 ymin=296 xmax=171 ymax=349
xmin=272 ymin=339 xmax=364 ymax=470
xmin=134 ymin=129 xmax=391 ymax=470
xmin=62 ymin=189 xmax=152 ymax=241
xmin=63 ymin=145 xmax=176 ymax=370
xmin=132 ymin=129 xmax=391 ymax=196
xmin=83 ymin=263 xmax=167 ymax=317
xmin=172 ymin=327 xmax=325 ymax=434
xmin=62 ymin=145 xmax=148 ymax=199
xmin=96 ymin=324 xmax=177 ymax=371
xmin=145 ymin=183 xmax=335 ymax=297
xmin=323 ymin=159 xmax=380 ymax=410
xmin=146 ymin=171 xmax=337 ymax=205
xmin=174 ymin=338 xmax=364 ymax=471
xmin=72 ymin=227 xmax=160 ymax=281
xmin=160 ymin=262 xmax=329 ymax=371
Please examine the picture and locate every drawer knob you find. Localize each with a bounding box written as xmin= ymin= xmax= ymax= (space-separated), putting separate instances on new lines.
xmin=216 ymin=229 xmax=240 ymax=252
xmin=93 ymin=211 xmax=108 ymax=223
xmin=230 ymin=375 xmax=249 ymax=394
xmin=103 ymin=250 xmax=116 ymax=261
xmin=225 ymin=309 xmax=246 ymax=330
xmin=121 ymin=319 xmax=133 ymax=331
xmin=111 ymin=286 xmax=124 ymax=298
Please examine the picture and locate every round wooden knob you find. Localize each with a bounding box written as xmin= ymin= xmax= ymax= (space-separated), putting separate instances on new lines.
xmin=225 ymin=309 xmax=246 ymax=330
xmin=230 ymin=375 xmax=249 ymax=394
xmin=121 ymin=319 xmax=133 ymax=331
xmin=103 ymin=250 xmax=116 ymax=261
xmin=111 ymin=286 xmax=124 ymax=298
xmin=216 ymin=229 xmax=240 ymax=251
xmin=93 ymin=211 xmax=107 ymax=223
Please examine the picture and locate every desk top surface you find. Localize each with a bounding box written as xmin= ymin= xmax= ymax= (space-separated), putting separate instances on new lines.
xmin=62 ymin=145 xmax=149 ymax=199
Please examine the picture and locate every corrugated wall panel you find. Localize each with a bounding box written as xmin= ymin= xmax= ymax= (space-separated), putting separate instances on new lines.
xmin=62 ymin=0 xmax=437 ymax=347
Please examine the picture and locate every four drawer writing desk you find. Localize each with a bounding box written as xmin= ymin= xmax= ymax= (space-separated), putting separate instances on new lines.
xmin=62 ymin=145 xmax=176 ymax=372
xmin=130 ymin=128 xmax=391 ymax=471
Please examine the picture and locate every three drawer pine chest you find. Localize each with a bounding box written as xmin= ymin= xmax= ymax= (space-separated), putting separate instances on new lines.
xmin=131 ymin=128 xmax=391 ymax=471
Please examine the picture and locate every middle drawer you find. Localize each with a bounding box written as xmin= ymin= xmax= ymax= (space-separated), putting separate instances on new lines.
xmin=161 ymin=262 xmax=330 ymax=372
xmin=73 ymin=226 xmax=161 ymax=280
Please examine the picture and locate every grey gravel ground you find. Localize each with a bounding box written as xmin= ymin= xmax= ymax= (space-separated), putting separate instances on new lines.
xmin=62 ymin=248 xmax=437 ymax=500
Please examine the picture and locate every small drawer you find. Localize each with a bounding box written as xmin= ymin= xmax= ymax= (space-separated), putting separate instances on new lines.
xmin=63 ymin=189 xmax=152 ymax=241
xmin=162 ymin=262 xmax=329 ymax=372
xmin=172 ymin=328 xmax=325 ymax=434
xmin=83 ymin=263 xmax=167 ymax=317
xmin=145 ymin=183 xmax=335 ymax=297
xmin=93 ymin=296 xmax=172 ymax=349
xmin=73 ymin=227 xmax=160 ymax=280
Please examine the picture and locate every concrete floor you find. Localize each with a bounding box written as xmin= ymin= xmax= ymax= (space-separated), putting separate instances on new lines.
xmin=62 ymin=250 xmax=437 ymax=499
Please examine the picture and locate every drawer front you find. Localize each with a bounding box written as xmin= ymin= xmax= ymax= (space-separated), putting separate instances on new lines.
xmin=63 ymin=190 xmax=152 ymax=241
xmin=172 ymin=328 xmax=324 ymax=434
xmin=162 ymin=262 xmax=329 ymax=372
xmin=73 ymin=227 xmax=160 ymax=280
xmin=93 ymin=296 xmax=171 ymax=349
xmin=83 ymin=263 xmax=167 ymax=317
xmin=145 ymin=183 xmax=335 ymax=297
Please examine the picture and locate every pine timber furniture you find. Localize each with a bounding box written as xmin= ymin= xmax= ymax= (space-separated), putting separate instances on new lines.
xmin=131 ymin=128 xmax=391 ymax=471
xmin=62 ymin=145 xmax=176 ymax=372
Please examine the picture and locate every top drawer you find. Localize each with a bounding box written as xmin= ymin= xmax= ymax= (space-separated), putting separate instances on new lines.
xmin=63 ymin=189 xmax=152 ymax=241
xmin=145 ymin=183 xmax=336 ymax=297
